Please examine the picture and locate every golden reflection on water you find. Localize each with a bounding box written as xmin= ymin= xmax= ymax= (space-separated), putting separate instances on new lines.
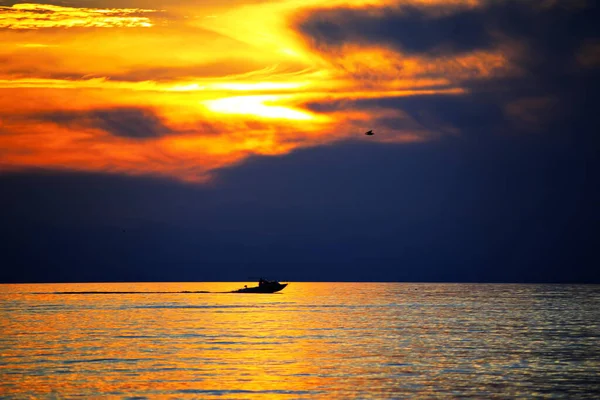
xmin=1 ymin=283 xmax=600 ymax=398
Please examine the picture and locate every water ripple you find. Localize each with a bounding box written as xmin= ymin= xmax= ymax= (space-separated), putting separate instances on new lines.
xmin=1 ymin=282 xmax=599 ymax=398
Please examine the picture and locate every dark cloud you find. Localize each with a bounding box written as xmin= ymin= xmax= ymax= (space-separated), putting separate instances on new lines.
xmin=0 ymin=63 xmax=262 ymax=83
xmin=306 ymin=94 xmax=506 ymax=135
xmin=299 ymin=5 xmax=491 ymax=55
xmin=36 ymin=107 xmax=173 ymax=139
xmin=301 ymin=1 xmax=600 ymax=140
xmin=0 ymin=68 xmax=88 ymax=81
xmin=298 ymin=1 xmax=600 ymax=62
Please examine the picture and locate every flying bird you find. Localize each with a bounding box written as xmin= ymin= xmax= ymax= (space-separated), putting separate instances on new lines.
xmin=365 ymin=130 xmax=374 ymax=135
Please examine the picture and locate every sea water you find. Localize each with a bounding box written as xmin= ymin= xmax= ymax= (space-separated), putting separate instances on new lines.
xmin=1 ymin=282 xmax=599 ymax=398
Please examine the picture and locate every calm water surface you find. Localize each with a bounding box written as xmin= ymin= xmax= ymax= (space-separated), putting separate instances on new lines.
xmin=1 ymin=283 xmax=599 ymax=398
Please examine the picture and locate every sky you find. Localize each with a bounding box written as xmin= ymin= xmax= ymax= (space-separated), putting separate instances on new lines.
xmin=0 ymin=0 xmax=599 ymax=283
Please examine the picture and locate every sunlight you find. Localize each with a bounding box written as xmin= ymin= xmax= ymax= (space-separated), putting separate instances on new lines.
xmin=204 ymin=95 xmax=318 ymax=121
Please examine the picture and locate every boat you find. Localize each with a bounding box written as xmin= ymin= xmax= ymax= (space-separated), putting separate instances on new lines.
xmin=232 ymin=279 xmax=288 ymax=293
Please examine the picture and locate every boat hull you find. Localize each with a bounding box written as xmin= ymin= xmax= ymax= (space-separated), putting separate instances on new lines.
xmin=232 ymin=283 xmax=288 ymax=293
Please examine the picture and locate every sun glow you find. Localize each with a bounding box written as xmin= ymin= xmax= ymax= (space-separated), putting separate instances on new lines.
xmin=204 ymin=95 xmax=321 ymax=121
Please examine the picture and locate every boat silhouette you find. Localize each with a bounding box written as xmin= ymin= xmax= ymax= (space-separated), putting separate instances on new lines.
xmin=232 ymin=279 xmax=288 ymax=293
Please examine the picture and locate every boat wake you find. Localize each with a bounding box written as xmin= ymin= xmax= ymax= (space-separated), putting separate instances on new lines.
xmin=37 ymin=280 xmax=288 ymax=295
xmin=38 ymin=290 xmax=282 ymax=295
xmin=45 ymin=291 xmax=214 ymax=294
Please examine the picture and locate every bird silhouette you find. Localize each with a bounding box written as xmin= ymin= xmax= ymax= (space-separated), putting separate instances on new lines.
xmin=365 ymin=130 xmax=374 ymax=135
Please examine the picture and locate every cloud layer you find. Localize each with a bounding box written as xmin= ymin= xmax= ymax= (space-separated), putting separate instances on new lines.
xmin=35 ymin=107 xmax=173 ymax=138
xmin=0 ymin=3 xmax=156 ymax=29
xmin=0 ymin=0 xmax=598 ymax=182
xmin=298 ymin=0 xmax=600 ymax=138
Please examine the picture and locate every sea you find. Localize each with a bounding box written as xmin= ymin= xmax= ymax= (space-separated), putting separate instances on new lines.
xmin=1 ymin=282 xmax=599 ymax=399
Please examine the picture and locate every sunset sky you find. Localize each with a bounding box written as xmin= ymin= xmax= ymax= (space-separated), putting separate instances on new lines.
xmin=1 ymin=0 xmax=599 ymax=282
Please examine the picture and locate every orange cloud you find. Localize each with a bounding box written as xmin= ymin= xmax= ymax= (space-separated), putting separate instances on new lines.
xmin=0 ymin=0 xmax=507 ymax=182
xmin=0 ymin=3 xmax=157 ymax=29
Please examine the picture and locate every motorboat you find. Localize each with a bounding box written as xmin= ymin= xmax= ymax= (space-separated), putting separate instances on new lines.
xmin=232 ymin=279 xmax=288 ymax=293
